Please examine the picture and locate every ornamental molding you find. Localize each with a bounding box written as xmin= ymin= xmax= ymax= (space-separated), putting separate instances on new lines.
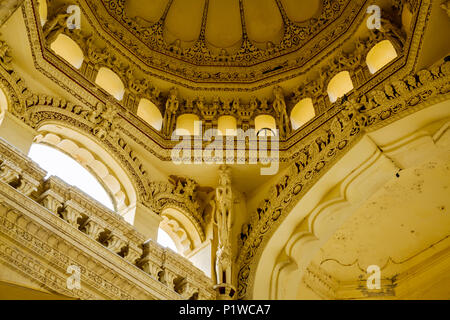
xmin=0 ymin=140 xmax=215 ymax=299
xmin=236 ymin=58 xmax=450 ymax=299
xmin=19 ymin=0 xmax=428 ymax=148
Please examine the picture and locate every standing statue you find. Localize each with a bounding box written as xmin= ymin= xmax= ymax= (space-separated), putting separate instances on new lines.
xmin=162 ymin=87 xmax=179 ymax=136
xmin=213 ymin=165 xmax=234 ymax=286
xmin=272 ymin=86 xmax=291 ymax=138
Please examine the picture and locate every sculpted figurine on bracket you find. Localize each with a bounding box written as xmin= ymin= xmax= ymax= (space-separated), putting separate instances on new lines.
xmin=213 ymin=165 xmax=234 ymax=289
xmin=272 ymin=86 xmax=291 ymax=138
xmin=162 ymin=87 xmax=179 ymax=137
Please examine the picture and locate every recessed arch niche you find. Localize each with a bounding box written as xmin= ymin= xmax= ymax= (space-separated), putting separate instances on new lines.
xmin=176 ymin=114 xmax=201 ymax=136
xmin=327 ymin=71 xmax=354 ymax=103
xmin=50 ymin=34 xmax=84 ymax=69
xmin=255 ymin=115 xmax=277 ymax=136
xmin=290 ymin=98 xmax=315 ymax=130
xmin=137 ymin=98 xmax=163 ymax=131
xmin=95 ymin=67 xmax=125 ymax=101
xmin=217 ymin=115 xmax=237 ymax=136
xmin=366 ymin=40 xmax=398 ymax=74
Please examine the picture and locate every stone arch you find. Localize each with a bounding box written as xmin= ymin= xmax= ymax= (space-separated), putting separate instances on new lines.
xmin=33 ymin=123 xmax=138 ymax=215
xmin=290 ymin=98 xmax=315 ymax=130
xmin=366 ymin=40 xmax=398 ymax=74
xmin=137 ymin=98 xmax=163 ymax=131
xmin=50 ymin=34 xmax=84 ymax=69
xmin=327 ymin=71 xmax=354 ymax=103
xmin=95 ymin=67 xmax=125 ymax=101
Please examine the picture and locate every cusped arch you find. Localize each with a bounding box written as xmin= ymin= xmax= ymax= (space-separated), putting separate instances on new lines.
xmin=95 ymin=67 xmax=125 ymax=101
xmin=160 ymin=206 xmax=203 ymax=250
xmin=34 ymin=124 xmax=138 ymax=215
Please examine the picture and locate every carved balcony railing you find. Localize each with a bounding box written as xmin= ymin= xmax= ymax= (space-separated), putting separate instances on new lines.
xmin=0 ymin=138 xmax=215 ymax=300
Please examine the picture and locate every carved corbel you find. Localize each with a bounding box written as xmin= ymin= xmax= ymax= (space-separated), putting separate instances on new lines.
xmin=83 ymin=219 xmax=104 ymax=241
xmin=17 ymin=172 xmax=41 ymax=196
xmin=141 ymin=258 xmax=163 ymax=280
xmin=161 ymin=269 xmax=178 ymax=290
xmin=180 ymin=282 xmax=199 ymax=300
xmin=39 ymin=189 xmax=65 ymax=214
xmin=0 ymin=160 xmax=20 ymax=184
xmin=106 ymin=234 xmax=126 ymax=254
xmin=61 ymin=200 xmax=84 ymax=228
xmin=124 ymin=244 xmax=143 ymax=264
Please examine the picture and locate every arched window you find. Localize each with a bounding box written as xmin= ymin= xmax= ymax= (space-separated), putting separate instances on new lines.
xmin=28 ymin=143 xmax=115 ymax=210
xmin=137 ymin=98 xmax=163 ymax=131
xmin=0 ymin=87 xmax=7 ymax=125
xmin=366 ymin=40 xmax=398 ymax=74
xmin=34 ymin=128 xmax=136 ymax=213
xmin=290 ymin=98 xmax=315 ymax=130
xmin=327 ymin=71 xmax=354 ymax=103
xmin=255 ymin=115 xmax=276 ymax=137
xmin=175 ymin=114 xmax=201 ymax=136
xmin=38 ymin=0 xmax=47 ymax=26
xmin=217 ymin=115 xmax=237 ymax=136
xmin=50 ymin=34 xmax=84 ymax=69
xmin=95 ymin=67 xmax=125 ymax=101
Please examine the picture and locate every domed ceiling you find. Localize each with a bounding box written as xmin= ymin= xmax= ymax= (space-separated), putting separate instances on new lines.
xmin=91 ymin=0 xmax=365 ymax=87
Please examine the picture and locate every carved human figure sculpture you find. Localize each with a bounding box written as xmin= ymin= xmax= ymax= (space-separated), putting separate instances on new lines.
xmin=214 ymin=165 xmax=234 ymax=286
xmin=163 ymin=87 xmax=179 ymax=136
xmin=272 ymin=86 xmax=291 ymax=138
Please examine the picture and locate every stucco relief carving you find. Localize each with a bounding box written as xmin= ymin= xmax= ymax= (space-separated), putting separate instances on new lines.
xmin=236 ymin=59 xmax=450 ymax=299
